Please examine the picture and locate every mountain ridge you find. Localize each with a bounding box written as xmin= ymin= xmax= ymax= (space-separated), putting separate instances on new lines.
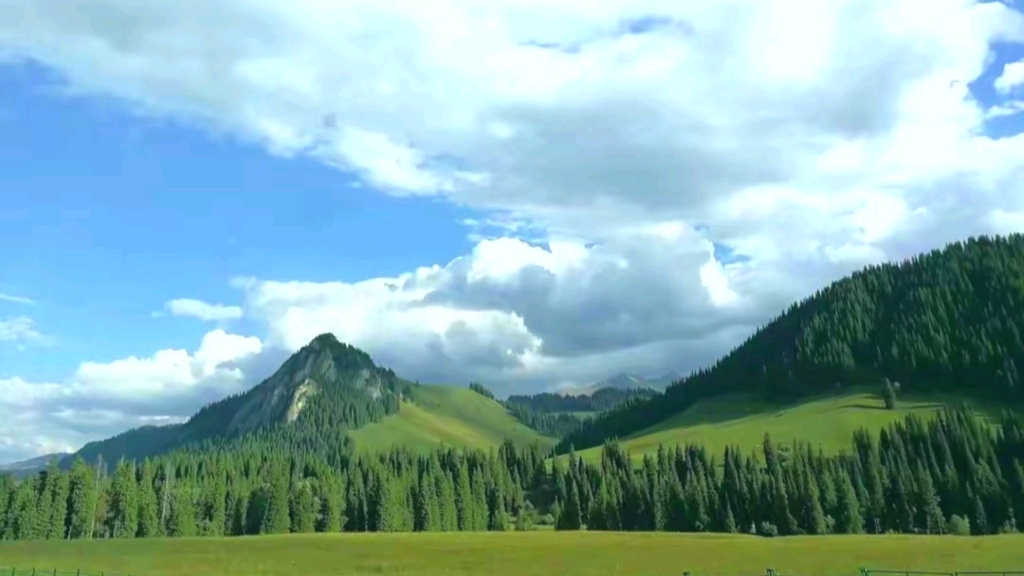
xmin=557 ymin=233 xmax=1024 ymax=453
xmin=72 ymin=333 xmax=404 ymax=466
xmin=554 ymin=371 xmax=678 ymax=396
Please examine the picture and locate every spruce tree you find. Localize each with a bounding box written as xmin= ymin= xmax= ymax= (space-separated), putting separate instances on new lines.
xmin=835 ymin=470 xmax=864 ymax=534
xmin=167 ymin=482 xmax=197 ymax=537
xmin=556 ymin=482 xmax=583 ymax=530
xmin=108 ymin=460 xmax=139 ymax=538
xmin=136 ymin=461 xmax=161 ymax=537
xmin=290 ymin=478 xmax=317 ymax=533
xmin=66 ymin=458 xmax=97 ymax=539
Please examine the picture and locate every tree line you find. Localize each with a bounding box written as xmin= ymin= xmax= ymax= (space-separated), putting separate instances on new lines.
xmin=506 ymin=387 xmax=660 ymax=415
xmin=2 ymin=406 xmax=1022 ymax=539
xmin=560 ymin=234 xmax=1024 ymax=453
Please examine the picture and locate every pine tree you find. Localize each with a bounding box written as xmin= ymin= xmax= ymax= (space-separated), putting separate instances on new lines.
xmin=972 ymin=493 xmax=990 ymax=535
xmin=108 ymin=460 xmax=139 ymax=538
xmin=913 ymin=462 xmax=944 ymax=534
xmin=44 ymin=462 xmax=70 ymax=540
xmin=136 ymin=461 xmax=161 ymax=537
xmin=290 ymin=478 xmax=317 ymax=533
xmin=835 ymin=470 xmax=864 ymax=534
xmin=66 ymin=458 xmax=97 ymax=539
xmin=262 ymin=461 xmax=291 ymax=534
xmin=204 ymin=469 xmax=228 ymax=536
xmin=167 ymin=482 xmax=197 ymax=537
xmin=556 ymin=481 xmax=583 ymax=530
xmin=316 ymin=473 xmax=344 ymax=533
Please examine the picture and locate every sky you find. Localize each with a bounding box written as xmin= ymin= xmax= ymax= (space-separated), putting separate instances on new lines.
xmin=1 ymin=0 xmax=1024 ymax=464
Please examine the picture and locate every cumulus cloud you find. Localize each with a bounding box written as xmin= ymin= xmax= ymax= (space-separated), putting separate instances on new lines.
xmin=996 ymin=58 xmax=1024 ymax=94
xmin=0 ymin=330 xmax=262 ymax=463
xmin=2 ymin=0 xmax=1024 ymax=459
xmin=163 ymin=298 xmax=244 ymax=321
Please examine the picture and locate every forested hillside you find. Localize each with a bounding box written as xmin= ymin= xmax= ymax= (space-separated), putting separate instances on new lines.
xmin=1 ymin=408 xmax=1022 ymax=539
xmin=506 ymin=387 xmax=659 ymax=414
xmin=498 ymin=386 xmax=660 ymax=438
xmin=559 ymin=235 xmax=1024 ymax=453
xmin=73 ymin=333 xmax=404 ymax=467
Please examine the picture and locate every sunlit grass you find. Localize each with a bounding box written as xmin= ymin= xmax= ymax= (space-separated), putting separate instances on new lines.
xmin=2 ymin=532 xmax=1022 ymax=576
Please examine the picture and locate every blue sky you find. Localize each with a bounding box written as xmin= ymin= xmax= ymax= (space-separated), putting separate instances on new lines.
xmin=0 ymin=61 xmax=481 ymax=381
xmin=0 ymin=0 xmax=1023 ymax=463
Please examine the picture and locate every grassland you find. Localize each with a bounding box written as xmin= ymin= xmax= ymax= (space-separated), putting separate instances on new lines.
xmin=573 ymin=389 xmax=1006 ymax=464
xmin=347 ymin=384 xmax=556 ymax=453
xmin=2 ymin=532 xmax=1022 ymax=576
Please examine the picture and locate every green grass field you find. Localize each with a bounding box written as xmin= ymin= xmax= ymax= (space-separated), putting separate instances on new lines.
xmin=347 ymin=384 xmax=555 ymax=453
xmin=2 ymin=532 xmax=1022 ymax=576
xmin=573 ymin=390 xmax=1006 ymax=464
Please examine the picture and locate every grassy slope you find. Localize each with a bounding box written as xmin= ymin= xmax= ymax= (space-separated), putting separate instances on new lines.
xmin=347 ymin=384 xmax=556 ymax=453
xmin=2 ymin=533 xmax=1022 ymax=576
xmin=574 ymin=389 xmax=1006 ymax=463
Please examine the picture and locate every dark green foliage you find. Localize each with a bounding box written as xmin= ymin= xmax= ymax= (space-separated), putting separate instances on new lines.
xmin=503 ymin=387 xmax=658 ymax=438
xmin=506 ymin=387 xmax=659 ymax=414
xmin=948 ymin=513 xmax=971 ymax=535
xmin=504 ymin=404 xmax=586 ymax=438
xmin=560 ymin=234 xmax=1024 ymax=453
xmin=2 ymin=396 xmax=1023 ymax=540
xmin=468 ymin=382 xmax=495 ymax=400
xmin=883 ymin=379 xmax=899 ymax=410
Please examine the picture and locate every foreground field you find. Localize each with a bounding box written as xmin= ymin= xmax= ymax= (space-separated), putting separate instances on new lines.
xmin=574 ymin=390 xmax=1005 ymax=463
xmin=348 ymin=384 xmax=556 ymax=453
xmin=2 ymin=532 xmax=1022 ymax=576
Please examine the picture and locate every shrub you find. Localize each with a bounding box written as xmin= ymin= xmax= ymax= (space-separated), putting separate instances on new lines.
xmin=947 ymin=514 xmax=971 ymax=536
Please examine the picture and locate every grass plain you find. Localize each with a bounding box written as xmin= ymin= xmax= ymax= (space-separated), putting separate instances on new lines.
xmin=572 ymin=389 xmax=1007 ymax=463
xmin=347 ymin=384 xmax=556 ymax=454
xmin=1 ymin=532 xmax=1022 ymax=576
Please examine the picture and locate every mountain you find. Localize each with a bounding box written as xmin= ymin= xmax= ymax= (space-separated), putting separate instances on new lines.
xmin=67 ymin=333 xmax=552 ymax=467
xmin=0 ymin=452 xmax=69 ymax=478
xmin=558 ymin=234 xmax=1024 ymax=453
xmin=73 ymin=333 xmax=404 ymax=466
xmin=556 ymin=372 xmax=678 ymax=396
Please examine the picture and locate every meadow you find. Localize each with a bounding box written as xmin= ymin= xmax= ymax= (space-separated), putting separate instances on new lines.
xmin=572 ymin=390 xmax=1006 ymax=463
xmin=347 ymin=384 xmax=556 ymax=454
xmin=2 ymin=532 xmax=1023 ymax=576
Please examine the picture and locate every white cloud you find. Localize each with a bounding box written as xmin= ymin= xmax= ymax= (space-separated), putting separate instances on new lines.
xmin=0 ymin=293 xmax=34 ymax=305
xmin=0 ymin=316 xmax=45 ymax=345
xmin=164 ymin=298 xmax=244 ymax=321
xmin=0 ymin=330 xmax=262 ymax=463
xmin=996 ymin=58 xmax=1024 ymax=94
xmin=2 ymin=0 xmax=1024 ymax=459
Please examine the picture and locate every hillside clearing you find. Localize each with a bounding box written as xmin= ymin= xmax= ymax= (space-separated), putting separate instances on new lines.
xmin=347 ymin=384 xmax=555 ymax=453
xmin=573 ymin=389 xmax=1007 ymax=463
xmin=1 ymin=532 xmax=1021 ymax=576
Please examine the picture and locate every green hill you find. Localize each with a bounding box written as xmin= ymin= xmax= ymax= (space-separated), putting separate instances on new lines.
xmin=560 ymin=234 xmax=1024 ymax=454
xmin=67 ymin=335 xmax=550 ymax=466
xmin=571 ymin=388 xmax=1004 ymax=463
xmin=348 ymin=384 xmax=555 ymax=453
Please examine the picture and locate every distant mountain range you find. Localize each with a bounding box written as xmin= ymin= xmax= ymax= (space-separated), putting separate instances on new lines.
xmin=0 ymin=452 xmax=70 ymax=478
xmin=554 ymin=371 xmax=679 ymax=396
xmin=1 ymin=333 xmax=676 ymax=471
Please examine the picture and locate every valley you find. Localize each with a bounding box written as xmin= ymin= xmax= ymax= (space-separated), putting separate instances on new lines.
xmin=347 ymin=383 xmax=556 ymax=454
xmin=3 ymin=235 xmax=1024 ymax=576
